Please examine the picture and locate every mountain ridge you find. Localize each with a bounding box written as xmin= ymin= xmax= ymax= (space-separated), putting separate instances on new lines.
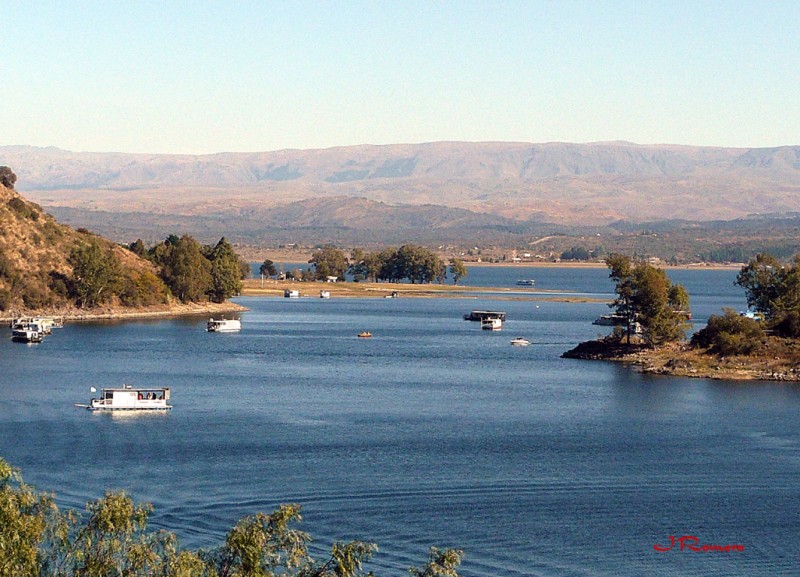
xmin=2 ymin=141 xmax=799 ymax=227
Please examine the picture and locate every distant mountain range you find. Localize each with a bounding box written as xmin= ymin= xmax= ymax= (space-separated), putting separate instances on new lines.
xmin=2 ymin=141 xmax=799 ymax=245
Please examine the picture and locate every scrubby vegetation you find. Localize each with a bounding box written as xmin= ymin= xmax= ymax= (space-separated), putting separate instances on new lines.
xmin=0 ymin=457 xmax=463 ymax=577
xmin=0 ymin=173 xmax=248 ymax=313
xmin=690 ymin=308 xmax=765 ymax=356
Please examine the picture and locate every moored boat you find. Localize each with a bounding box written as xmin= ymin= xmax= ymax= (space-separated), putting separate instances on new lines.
xmin=358 ymin=331 xmax=372 ymax=338
xmin=12 ymin=324 xmax=45 ymax=343
xmin=284 ymin=289 xmax=300 ymax=298
xmin=516 ymin=279 xmax=535 ymax=286
xmin=207 ymin=318 xmax=241 ymax=332
xmin=86 ymin=384 xmax=172 ymax=412
xmin=481 ymin=317 xmax=503 ymax=331
xmin=592 ymin=314 xmax=628 ymax=326
xmin=464 ymin=310 xmax=507 ymax=322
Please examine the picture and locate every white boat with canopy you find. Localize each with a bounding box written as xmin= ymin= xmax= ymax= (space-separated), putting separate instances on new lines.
xmin=85 ymin=384 xmax=172 ymax=412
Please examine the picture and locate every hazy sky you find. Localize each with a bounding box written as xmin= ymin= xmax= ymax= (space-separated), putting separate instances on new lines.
xmin=3 ymin=1 xmax=798 ymax=154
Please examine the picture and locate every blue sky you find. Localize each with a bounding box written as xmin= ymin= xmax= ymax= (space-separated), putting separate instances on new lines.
xmin=3 ymin=1 xmax=798 ymax=154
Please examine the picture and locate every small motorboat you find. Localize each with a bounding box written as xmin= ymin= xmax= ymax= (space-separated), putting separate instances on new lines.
xmin=510 ymin=337 xmax=531 ymax=346
xmin=358 ymin=331 xmax=373 ymax=338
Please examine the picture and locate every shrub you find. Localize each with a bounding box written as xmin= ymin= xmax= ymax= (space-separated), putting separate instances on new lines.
xmin=119 ymin=271 xmax=169 ymax=307
xmin=7 ymin=196 xmax=39 ymax=220
xmin=691 ymin=308 xmax=764 ymax=355
xmin=774 ymin=311 xmax=800 ymax=338
xmin=0 ymin=166 xmax=16 ymax=188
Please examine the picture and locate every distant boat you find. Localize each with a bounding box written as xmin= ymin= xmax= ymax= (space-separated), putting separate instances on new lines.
xmin=592 ymin=314 xmax=628 ymax=326
xmin=481 ymin=317 xmax=503 ymax=331
xmin=358 ymin=331 xmax=373 ymax=338
xmin=207 ymin=318 xmax=241 ymax=332
xmin=384 ymin=291 xmax=399 ymax=298
xmin=464 ymin=310 xmax=507 ymax=322
xmin=516 ymin=279 xmax=535 ymax=286
xmin=84 ymin=384 xmax=172 ymax=412
xmin=284 ymin=289 xmax=300 ymax=298
xmin=320 ymin=290 xmax=331 ymax=299
xmin=510 ymin=337 xmax=531 ymax=346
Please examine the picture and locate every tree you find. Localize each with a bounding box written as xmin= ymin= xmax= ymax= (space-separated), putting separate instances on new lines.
xmin=560 ymin=246 xmax=590 ymax=261
xmin=449 ymin=259 xmax=467 ymax=285
xmin=160 ymin=235 xmax=212 ymax=303
xmin=605 ymin=253 xmax=690 ymax=346
xmin=68 ymin=241 xmax=121 ymax=308
xmin=605 ymin=254 xmax=636 ymax=342
xmin=0 ymin=166 xmax=16 ymax=189
xmin=735 ymin=253 xmax=784 ymax=319
xmin=209 ymin=237 xmax=244 ymax=303
xmin=259 ymin=259 xmax=277 ymax=278
xmin=310 ymin=247 xmax=349 ymax=281
xmin=127 ymin=239 xmax=147 ymax=257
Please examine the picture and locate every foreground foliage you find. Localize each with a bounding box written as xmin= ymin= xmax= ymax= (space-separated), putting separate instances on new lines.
xmin=0 ymin=458 xmax=463 ymax=577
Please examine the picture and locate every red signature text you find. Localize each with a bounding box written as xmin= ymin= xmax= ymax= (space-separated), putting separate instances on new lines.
xmin=654 ymin=535 xmax=744 ymax=553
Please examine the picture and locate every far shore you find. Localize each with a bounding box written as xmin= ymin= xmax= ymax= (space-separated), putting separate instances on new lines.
xmin=240 ymin=279 xmax=607 ymax=303
xmin=1 ymin=301 xmax=248 ymax=324
xmin=234 ymin=249 xmax=743 ymax=271
xmin=2 ymin=280 xmax=604 ymax=324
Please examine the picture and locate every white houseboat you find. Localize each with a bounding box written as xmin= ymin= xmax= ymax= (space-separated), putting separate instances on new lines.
xmin=481 ymin=317 xmax=504 ymax=331
xmin=464 ymin=310 xmax=507 ymax=322
xmin=11 ymin=322 xmax=45 ymax=343
xmin=284 ymin=289 xmax=300 ymax=298
xmin=87 ymin=385 xmax=172 ymax=412
xmin=320 ymin=290 xmax=331 ymax=299
xmin=207 ymin=318 xmax=241 ymax=332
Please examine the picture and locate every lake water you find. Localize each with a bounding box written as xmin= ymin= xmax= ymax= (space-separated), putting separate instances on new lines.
xmin=2 ymin=267 xmax=798 ymax=576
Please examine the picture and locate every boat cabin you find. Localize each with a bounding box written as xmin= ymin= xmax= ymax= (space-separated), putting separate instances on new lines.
xmin=464 ymin=310 xmax=507 ymax=322
xmin=88 ymin=385 xmax=172 ymax=411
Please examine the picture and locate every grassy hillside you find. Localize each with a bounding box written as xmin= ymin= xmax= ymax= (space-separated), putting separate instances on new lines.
xmin=0 ymin=178 xmax=169 ymax=314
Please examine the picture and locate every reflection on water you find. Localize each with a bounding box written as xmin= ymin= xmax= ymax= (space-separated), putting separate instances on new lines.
xmin=0 ymin=269 xmax=797 ymax=576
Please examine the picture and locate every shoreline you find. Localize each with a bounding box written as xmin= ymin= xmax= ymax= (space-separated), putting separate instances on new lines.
xmin=239 ymin=279 xmax=607 ymax=302
xmin=563 ymin=339 xmax=800 ymax=382
xmin=1 ymin=301 xmax=248 ymax=323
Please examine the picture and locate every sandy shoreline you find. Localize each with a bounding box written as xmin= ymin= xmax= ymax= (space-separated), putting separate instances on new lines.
xmin=239 ymin=279 xmax=607 ymax=302
xmin=1 ymin=301 xmax=248 ymax=323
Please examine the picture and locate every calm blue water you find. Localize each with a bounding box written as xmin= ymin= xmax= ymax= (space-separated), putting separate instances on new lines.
xmin=1 ymin=268 xmax=797 ymax=576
